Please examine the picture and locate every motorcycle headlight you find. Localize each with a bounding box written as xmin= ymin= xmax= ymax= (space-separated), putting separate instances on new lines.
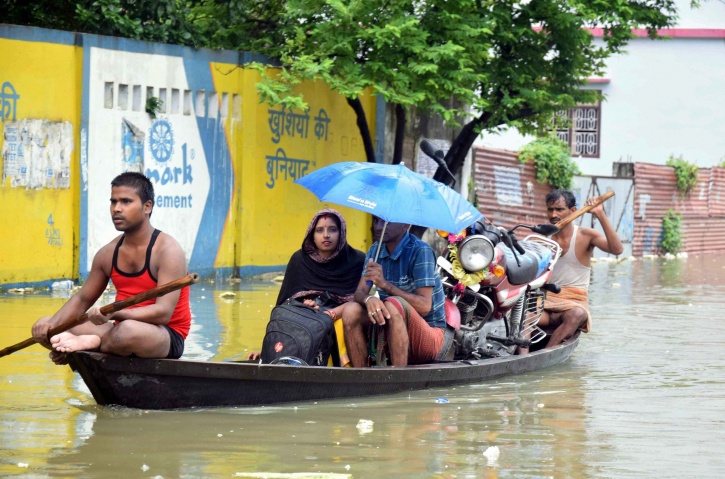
xmin=458 ymin=235 xmax=495 ymax=272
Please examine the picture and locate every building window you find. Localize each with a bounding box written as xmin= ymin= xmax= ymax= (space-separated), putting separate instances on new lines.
xmin=554 ymin=96 xmax=601 ymax=158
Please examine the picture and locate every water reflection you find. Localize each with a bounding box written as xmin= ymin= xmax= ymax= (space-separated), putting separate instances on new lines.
xmin=38 ymin=382 xmax=592 ymax=479
xmin=2 ymin=257 xmax=725 ymax=478
xmin=185 ymin=281 xmax=278 ymax=362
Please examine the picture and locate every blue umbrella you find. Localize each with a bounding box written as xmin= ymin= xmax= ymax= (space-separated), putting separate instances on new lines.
xmin=295 ymin=162 xmax=483 ymax=235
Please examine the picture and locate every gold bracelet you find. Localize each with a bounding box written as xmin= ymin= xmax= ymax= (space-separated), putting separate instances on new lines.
xmin=325 ymin=309 xmax=337 ymax=321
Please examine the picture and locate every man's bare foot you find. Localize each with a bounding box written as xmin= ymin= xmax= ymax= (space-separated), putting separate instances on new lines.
xmin=51 ymin=332 xmax=101 ymax=353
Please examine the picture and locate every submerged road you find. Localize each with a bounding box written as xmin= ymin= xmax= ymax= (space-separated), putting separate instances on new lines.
xmin=1 ymin=255 xmax=724 ymax=478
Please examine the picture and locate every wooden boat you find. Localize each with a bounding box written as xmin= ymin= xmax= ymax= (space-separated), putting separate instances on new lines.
xmin=67 ymin=334 xmax=578 ymax=410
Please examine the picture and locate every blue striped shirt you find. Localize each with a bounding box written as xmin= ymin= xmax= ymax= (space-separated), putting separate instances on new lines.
xmin=364 ymin=232 xmax=446 ymax=328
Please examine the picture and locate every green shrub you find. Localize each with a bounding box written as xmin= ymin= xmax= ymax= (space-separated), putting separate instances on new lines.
xmin=660 ymin=209 xmax=682 ymax=255
xmin=665 ymin=156 xmax=698 ymax=195
xmin=518 ymin=135 xmax=580 ymax=190
xmin=146 ymin=96 xmax=163 ymax=119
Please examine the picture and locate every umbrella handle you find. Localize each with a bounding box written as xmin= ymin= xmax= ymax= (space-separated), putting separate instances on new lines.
xmin=365 ymin=281 xmax=379 ymax=297
xmin=364 ymin=221 xmax=387 ymax=297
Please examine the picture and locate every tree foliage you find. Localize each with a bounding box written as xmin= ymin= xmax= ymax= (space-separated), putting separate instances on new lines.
xmin=661 ymin=209 xmax=682 ymax=255
xmin=9 ymin=0 xmax=681 ymax=182
xmin=5 ymin=0 xmax=209 ymax=48
xmin=207 ymin=0 xmax=679 ymax=179
xmin=666 ymin=155 xmax=699 ymax=196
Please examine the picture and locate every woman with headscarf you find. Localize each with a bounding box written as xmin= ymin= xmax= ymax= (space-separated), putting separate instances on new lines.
xmin=249 ymin=209 xmax=365 ymax=365
xmin=276 ymin=208 xmax=365 ymax=318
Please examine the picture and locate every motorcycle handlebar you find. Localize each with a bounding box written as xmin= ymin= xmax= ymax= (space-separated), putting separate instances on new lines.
xmin=511 ymin=236 xmax=526 ymax=255
xmin=509 ymin=223 xmax=559 ymax=237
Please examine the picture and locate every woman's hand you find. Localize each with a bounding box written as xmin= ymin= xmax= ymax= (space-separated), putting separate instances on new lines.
xmin=302 ymin=299 xmax=320 ymax=310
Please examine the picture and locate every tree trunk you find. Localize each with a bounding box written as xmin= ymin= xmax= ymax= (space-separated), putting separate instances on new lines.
xmin=392 ymin=104 xmax=406 ymax=165
xmin=347 ymin=96 xmax=376 ymax=162
xmin=410 ymin=114 xmax=489 ymax=238
xmin=434 ymin=113 xmax=489 ymax=183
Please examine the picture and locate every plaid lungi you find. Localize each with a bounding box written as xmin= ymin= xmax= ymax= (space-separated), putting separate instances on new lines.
xmin=385 ymin=296 xmax=444 ymax=364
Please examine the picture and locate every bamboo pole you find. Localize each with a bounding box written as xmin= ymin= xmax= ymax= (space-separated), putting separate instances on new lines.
xmin=0 ymin=273 xmax=200 ymax=358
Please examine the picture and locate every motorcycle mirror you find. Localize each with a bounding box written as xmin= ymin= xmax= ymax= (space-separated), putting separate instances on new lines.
xmin=531 ymin=223 xmax=560 ymax=236
xmin=420 ymin=139 xmax=456 ymax=187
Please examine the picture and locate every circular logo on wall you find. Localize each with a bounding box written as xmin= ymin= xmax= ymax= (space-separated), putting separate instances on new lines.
xmin=149 ymin=119 xmax=174 ymax=163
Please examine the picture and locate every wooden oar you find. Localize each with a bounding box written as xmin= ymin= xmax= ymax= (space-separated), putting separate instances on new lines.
xmin=0 ymin=273 xmax=200 ymax=359
xmin=556 ymin=191 xmax=615 ymax=229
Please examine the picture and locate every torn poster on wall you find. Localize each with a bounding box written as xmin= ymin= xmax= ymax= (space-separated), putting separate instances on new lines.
xmin=1 ymin=119 xmax=73 ymax=189
xmin=122 ymin=118 xmax=144 ymax=173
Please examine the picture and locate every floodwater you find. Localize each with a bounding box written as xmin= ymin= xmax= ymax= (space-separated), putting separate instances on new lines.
xmin=1 ymin=256 xmax=724 ymax=479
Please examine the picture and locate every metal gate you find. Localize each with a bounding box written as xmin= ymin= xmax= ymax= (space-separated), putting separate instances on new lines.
xmin=571 ymin=176 xmax=634 ymax=258
xmin=473 ymin=146 xmax=633 ymax=257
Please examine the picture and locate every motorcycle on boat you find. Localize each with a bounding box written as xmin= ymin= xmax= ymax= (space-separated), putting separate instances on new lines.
xmin=436 ymin=219 xmax=562 ymax=359
xmin=419 ymin=140 xmax=562 ymax=359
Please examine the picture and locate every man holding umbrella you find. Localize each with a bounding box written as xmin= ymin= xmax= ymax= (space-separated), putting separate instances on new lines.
xmin=294 ymin=161 xmax=483 ymax=367
xmin=342 ymin=217 xmax=451 ymax=367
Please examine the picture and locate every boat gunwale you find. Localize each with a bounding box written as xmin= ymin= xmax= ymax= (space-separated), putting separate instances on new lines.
xmin=67 ymin=334 xmax=579 ymax=409
xmin=72 ymin=334 xmax=577 ymax=381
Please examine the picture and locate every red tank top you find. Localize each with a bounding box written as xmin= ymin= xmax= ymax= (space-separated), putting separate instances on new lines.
xmin=110 ymin=229 xmax=192 ymax=339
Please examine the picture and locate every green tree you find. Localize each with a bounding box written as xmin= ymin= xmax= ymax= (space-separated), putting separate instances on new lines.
xmin=660 ymin=209 xmax=682 ymax=255
xmin=9 ymin=0 xmax=681 ymax=185
xmin=5 ymin=0 xmax=208 ymax=48
xmin=212 ymin=0 xmax=679 ymax=181
xmin=666 ymin=155 xmax=699 ymax=196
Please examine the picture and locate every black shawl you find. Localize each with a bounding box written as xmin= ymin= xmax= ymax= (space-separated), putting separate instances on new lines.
xmin=276 ymin=209 xmax=365 ymax=306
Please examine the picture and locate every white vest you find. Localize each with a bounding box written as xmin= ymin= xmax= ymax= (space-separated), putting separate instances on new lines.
xmin=548 ymin=226 xmax=591 ymax=291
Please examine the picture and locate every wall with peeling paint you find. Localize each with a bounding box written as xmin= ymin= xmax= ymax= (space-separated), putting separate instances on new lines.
xmin=0 ymin=29 xmax=80 ymax=285
xmin=0 ymin=25 xmax=376 ymax=286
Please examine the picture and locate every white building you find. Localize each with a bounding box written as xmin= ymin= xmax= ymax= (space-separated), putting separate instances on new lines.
xmin=476 ymin=0 xmax=725 ymax=177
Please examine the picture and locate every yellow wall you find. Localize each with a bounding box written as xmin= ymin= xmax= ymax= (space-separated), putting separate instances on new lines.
xmin=0 ymin=37 xmax=81 ymax=284
xmin=0 ymin=29 xmax=376 ymax=285
xmin=211 ymin=65 xmax=375 ymax=271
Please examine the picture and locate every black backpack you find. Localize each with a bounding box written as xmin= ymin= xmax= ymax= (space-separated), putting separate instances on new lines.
xmin=261 ymin=299 xmax=336 ymax=366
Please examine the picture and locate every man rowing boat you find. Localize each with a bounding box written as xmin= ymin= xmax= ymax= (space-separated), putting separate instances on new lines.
xmin=527 ymin=189 xmax=623 ymax=351
xmin=32 ymin=172 xmax=191 ymax=364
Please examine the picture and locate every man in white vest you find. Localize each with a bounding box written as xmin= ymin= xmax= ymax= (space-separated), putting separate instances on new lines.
xmin=528 ymin=189 xmax=623 ymax=351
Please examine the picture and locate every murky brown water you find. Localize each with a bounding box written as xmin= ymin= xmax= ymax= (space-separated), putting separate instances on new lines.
xmin=1 ymin=257 xmax=724 ymax=478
